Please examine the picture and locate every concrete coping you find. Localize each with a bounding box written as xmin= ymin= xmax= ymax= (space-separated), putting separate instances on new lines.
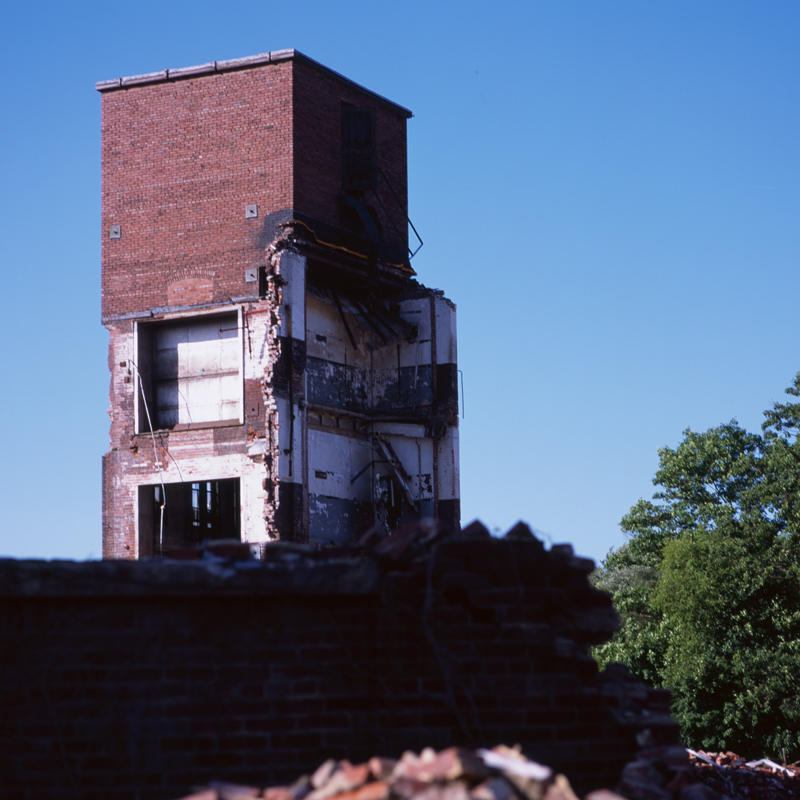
xmin=95 ymin=49 xmax=413 ymax=118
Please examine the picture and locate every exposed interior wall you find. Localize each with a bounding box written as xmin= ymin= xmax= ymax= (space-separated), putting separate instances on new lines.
xmin=102 ymin=247 xmax=460 ymax=554
xmin=300 ymin=278 xmax=459 ymax=543
xmin=135 ymin=311 xmax=243 ymax=431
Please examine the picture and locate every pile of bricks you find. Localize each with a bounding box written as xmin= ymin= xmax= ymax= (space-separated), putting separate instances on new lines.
xmin=175 ymin=745 xmax=800 ymax=800
xmin=176 ymin=745 xmax=591 ymax=800
xmin=177 ymin=743 xmax=775 ymax=800
xmin=685 ymin=751 xmax=800 ymax=800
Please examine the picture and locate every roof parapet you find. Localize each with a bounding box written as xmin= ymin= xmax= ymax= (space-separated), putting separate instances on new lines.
xmin=95 ymin=49 xmax=412 ymax=118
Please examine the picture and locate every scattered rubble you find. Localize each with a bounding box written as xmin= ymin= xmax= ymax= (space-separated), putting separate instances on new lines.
xmin=172 ymin=744 xmax=800 ymax=800
xmin=174 ymin=746 xmax=564 ymax=800
xmin=685 ymin=751 xmax=800 ymax=800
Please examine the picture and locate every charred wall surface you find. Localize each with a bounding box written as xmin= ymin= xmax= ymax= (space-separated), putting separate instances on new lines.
xmin=0 ymin=524 xmax=676 ymax=800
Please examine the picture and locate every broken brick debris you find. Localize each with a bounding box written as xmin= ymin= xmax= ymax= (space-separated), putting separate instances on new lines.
xmin=177 ymin=744 xmax=795 ymax=800
xmin=613 ymin=746 xmax=800 ymax=800
xmin=174 ymin=747 xmax=558 ymax=800
xmin=685 ymin=751 xmax=800 ymax=800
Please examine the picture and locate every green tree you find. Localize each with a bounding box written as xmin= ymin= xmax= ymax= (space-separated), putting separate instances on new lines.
xmin=593 ymin=376 xmax=800 ymax=759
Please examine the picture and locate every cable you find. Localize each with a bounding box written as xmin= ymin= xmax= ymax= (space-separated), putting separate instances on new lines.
xmin=281 ymin=218 xmax=414 ymax=273
xmin=128 ymin=359 xmax=167 ymax=554
xmin=176 ymin=386 xmax=193 ymax=425
xmin=159 ymin=437 xmax=185 ymax=483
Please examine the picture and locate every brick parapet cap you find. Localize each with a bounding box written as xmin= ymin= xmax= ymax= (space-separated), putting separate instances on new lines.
xmin=0 ymin=550 xmax=380 ymax=598
xmin=95 ymin=49 xmax=413 ymax=118
xmin=0 ymin=523 xmax=606 ymax=628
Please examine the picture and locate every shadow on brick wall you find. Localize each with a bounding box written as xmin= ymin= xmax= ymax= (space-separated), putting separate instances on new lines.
xmin=0 ymin=521 xmax=677 ymax=800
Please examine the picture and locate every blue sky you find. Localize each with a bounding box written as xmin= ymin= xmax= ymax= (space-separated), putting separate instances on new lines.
xmin=1 ymin=1 xmax=798 ymax=562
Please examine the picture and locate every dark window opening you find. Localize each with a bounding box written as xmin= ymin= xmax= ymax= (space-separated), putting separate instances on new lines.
xmin=342 ymin=105 xmax=377 ymax=194
xmin=138 ymin=478 xmax=241 ymax=556
xmin=375 ymin=474 xmax=403 ymax=533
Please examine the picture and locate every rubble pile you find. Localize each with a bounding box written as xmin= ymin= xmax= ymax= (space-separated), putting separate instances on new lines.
xmin=174 ymin=745 xmax=800 ymax=800
xmin=176 ymin=743 xmax=800 ymax=800
xmin=685 ymin=751 xmax=800 ymax=800
xmin=175 ymin=745 xmax=586 ymax=800
xmin=615 ymin=744 xmax=696 ymax=800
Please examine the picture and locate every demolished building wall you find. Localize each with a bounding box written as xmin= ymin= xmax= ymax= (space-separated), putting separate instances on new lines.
xmin=100 ymin=50 xmax=459 ymax=558
xmin=0 ymin=523 xmax=678 ymax=800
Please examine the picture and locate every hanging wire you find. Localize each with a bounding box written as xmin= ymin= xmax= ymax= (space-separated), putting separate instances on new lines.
xmin=128 ymin=359 xmax=167 ymax=554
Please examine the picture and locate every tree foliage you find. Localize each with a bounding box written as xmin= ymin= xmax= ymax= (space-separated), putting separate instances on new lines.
xmin=593 ymin=376 xmax=800 ymax=759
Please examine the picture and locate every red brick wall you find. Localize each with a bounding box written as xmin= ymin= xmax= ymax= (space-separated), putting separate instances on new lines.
xmin=292 ymin=61 xmax=409 ymax=255
xmin=101 ymin=62 xmax=294 ymax=319
xmin=101 ymin=306 xmax=280 ymax=558
xmin=100 ymin=56 xmax=411 ymax=321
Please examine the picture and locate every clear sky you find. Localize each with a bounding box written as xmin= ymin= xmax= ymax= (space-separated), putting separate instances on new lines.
xmin=1 ymin=1 xmax=798 ymax=563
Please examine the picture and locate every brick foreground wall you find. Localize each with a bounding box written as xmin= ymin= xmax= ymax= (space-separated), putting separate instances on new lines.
xmin=0 ymin=524 xmax=676 ymax=800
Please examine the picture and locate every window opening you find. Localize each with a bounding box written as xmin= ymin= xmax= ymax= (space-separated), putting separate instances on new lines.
xmin=138 ymin=478 xmax=241 ymax=556
xmin=136 ymin=312 xmax=242 ymax=432
xmin=342 ymin=105 xmax=377 ymax=194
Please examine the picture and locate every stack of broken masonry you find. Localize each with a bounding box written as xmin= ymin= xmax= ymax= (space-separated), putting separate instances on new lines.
xmin=178 ymin=742 xmax=799 ymax=800
xmin=685 ymin=751 xmax=800 ymax=800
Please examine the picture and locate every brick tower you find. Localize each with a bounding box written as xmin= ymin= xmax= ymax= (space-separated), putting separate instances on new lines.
xmin=99 ymin=50 xmax=459 ymax=558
